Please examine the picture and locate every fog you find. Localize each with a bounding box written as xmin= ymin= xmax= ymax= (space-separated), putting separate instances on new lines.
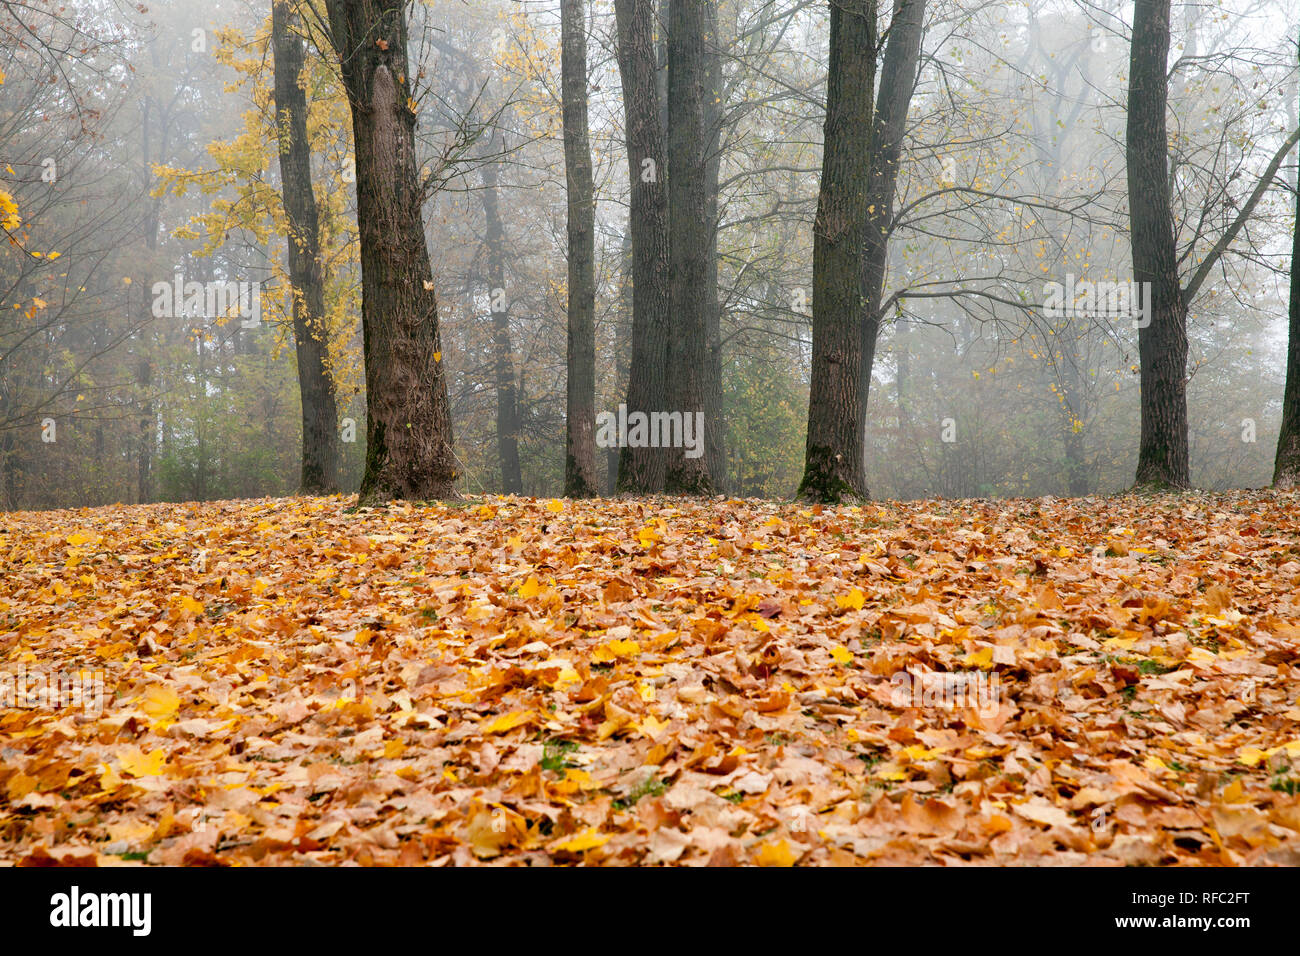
xmin=2 ymin=0 xmax=1297 ymax=509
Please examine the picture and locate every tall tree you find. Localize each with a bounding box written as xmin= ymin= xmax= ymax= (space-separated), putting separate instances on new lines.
xmin=614 ymin=0 xmax=671 ymax=493
xmin=272 ymin=0 xmax=339 ymax=495
xmin=1126 ymin=0 xmax=1189 ymax=489
xmin=562 ymin=0 xmax=598 ymax=498
xmin=665 ymin=0 xmax=715 ymax=495
xmin=856 ymin=0 xmax=925 ymax=466
xmin=1275 ymin=31 xmax=1300 ymax=489
xmin=1127 ymin=0 xmax=1298 ymax=489
xmin=324 ymin=0 xmax=456 ymax=503
xmin=798 ymin=0 xmax=875 ymax=502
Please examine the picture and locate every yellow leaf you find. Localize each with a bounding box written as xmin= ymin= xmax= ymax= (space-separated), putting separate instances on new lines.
xmin=754 ymin=839 xmax=799 ymax=866
xmin=118 ymin=747 xmax=168 ymax=777
xmin=141 ymin=685 xmax=180 ymax=720
xmin=518 ymin=576 xmax=541 ymax=600
xmin=552 ymin=828 xmax=610 ymax=853
xmin=592 ymin=638 xmax=640 ymax=663
xmin=836 ymin=588 xmax=865 ymax=611
xmin=829 ymin=645 xmax=854 ymax=665
xmin=480 ymin=710 xmax=535 ymax=734
xmin=900 ymin=744 xmax=945 ymax=761
xmin=180 ymin=595 xmax=204 ymax=614
xmin=546 ymin=499 xmax=565 ymax=513
xmin=66 ymin=533 xmax=90 ymax=546
xmin=98 ymin=763 xmax=123 ymax=791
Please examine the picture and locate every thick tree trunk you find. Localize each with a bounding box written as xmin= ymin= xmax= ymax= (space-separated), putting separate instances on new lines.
xmin=797 ymin=0 xmax=875 ymax=503
xmin=562 ymin=0 xmax=598 ymax=498
xmin=1127 ymin=0 xmax=1190 ymax=489
xmin=857 ymin=0 xmax=924 ymax=459
xmin=480 ymin=146 xmax=523 ymax=495
xmin=1274 ymin=35 xmax=1300 ymax=488
xmin=325 ymin=0 xmax=456 ymax=503
xmin=273 ymin=0 xmax=340 ymax=495
xmin=614 ymin=0 xmax=671 ymax=492
xmin=665 ymin=0 xmax=715 ymax=495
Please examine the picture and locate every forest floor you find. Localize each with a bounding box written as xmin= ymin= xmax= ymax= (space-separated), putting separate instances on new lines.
xmin=2 ymin=491 xmax=1299 ymax=866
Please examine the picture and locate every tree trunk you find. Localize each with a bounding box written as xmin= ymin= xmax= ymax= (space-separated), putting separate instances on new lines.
xmin=325 ymin=0 xmax=456 ymax=503
xmin=562 ymin=0 xmax=598 ymax=498
xmin=664 ymin=0 xmax=715 ymax=495
xmin=857 ymin=0 xmax=924 ymax=460
xmin=1274 ymin=31 xmax=1300 ymax=488
xmin=701 ymin=0 xmax=726 ymax=491
xmin=797 ymin=0 xmax=875 ymax=503
xmin=480 ymin=143 xmax=523 ymax=495
xmin=1127 ymin=0 xmax=1190 ymax=489
xmin=608 ymin=233 xmax=633 ymax=493
xmin=273 ymin=0 xmax=340 ymax=495
xmin=614 ymin=0 xmax=671 ymax=492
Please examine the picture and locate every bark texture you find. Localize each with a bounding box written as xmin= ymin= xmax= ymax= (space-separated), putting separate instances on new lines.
xmin=614 ymin=0 xmax=671 ymax=492
xmin=797 ymin=0 xmax=875 ymax=503
xmin=326 ymin=0 xmax=456 ymax=503
xmin=562 ymin=0 xmax=599 ymax=498
xmin=1127 ymin=0 xmax=1190 ymax=489
xmin=665 ymin=0 xmax=715 ymax=495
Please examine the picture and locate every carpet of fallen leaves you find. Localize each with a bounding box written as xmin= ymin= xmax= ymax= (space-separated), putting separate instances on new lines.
xmin=3 ymin=491 xmax=1300 ymax=866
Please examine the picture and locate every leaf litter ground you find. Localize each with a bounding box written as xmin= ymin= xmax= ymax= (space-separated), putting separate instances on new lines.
xmin=2 ymin=491 xmax=1299 ymax=865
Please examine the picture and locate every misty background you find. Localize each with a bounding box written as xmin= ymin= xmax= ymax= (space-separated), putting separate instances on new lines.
xmin=1 ymin=0 xmax=1296 ymax=510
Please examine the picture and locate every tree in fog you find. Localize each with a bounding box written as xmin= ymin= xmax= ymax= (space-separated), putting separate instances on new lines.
xmin=613 ymin=0 xmax=670 ymax=493
xmin=665 ymin=0 xmax=715 ymax=495
xmin=325 ymin=0 xmax=457 ymax=503
xmin=797 ymin=0 xmax=874 ymax=503
xmin=561 ymin=0 xmax=598 ymax=498
xmin=272 ymin=0 xmax=339 ymax=494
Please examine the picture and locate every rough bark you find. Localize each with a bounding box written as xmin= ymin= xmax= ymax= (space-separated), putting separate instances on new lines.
xmin=797 ymin=0 xmax=875 ymax=503
xmin=325 ymin=0 xmax=456 ymax=503
xmin=562 ymin=0 xmax=599 ymax=498
xmin=857 ymin=0 xmax=924 ymax=464
xmin=614 ymin=0 xmax=671 ymax=492
xmin=480 ymin=141 xmax=523 ymax=495
xmin=272 ymin=0 xmax=340 ymax=495
xmin=1127 ymin=0 xmax=1190 ymax=489
xmin=664 ymin=0 xmax=715 ymax=495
